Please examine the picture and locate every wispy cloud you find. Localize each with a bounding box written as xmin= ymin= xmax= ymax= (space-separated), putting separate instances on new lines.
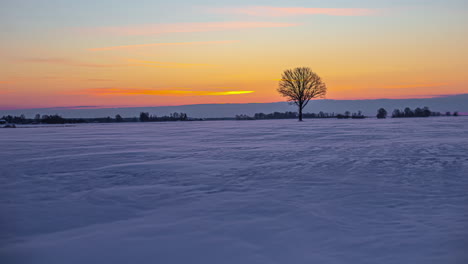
xmin=127 ymin=59 xmax=215 ymax=68
xmin=86 ymin=79 xmax=114 ymax=82
xmin=80 ymin=21 xmax=299 ymax=36
xmin=49 ymin=105 xmax=103 ymax=109
xmin=83 ymin=88 xmax=255 ymax=96
xmin=18 ymin=58 xmax=125 ymax=68
xmin=208 ymin=6 xmax=380 ymax=17
xmin=381 ymin=83 xmax=450 ymax=89
xmin=20 ymin=58 xmax=69 ymax=64
xmin=3 ymin=77 xmax=115 ymax=82
xmin=88 ymin=40 xmax=238 ymax=51
xmin=17 ymin=57 xmax=212 ymax=69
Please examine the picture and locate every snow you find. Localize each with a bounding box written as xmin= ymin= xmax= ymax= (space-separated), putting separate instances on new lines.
xmin=1 ymin=118 xmax=467 ymax=264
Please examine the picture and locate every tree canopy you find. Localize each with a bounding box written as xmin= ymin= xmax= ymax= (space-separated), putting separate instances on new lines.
xmin=277 ymin=67 xmax=327 ymax=121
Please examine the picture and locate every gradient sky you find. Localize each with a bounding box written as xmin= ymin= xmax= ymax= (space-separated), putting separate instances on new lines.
xmin=1 ymin=0 xmax=467 ymax=109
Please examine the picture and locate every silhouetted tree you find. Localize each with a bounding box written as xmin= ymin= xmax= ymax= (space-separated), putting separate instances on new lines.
xmin=115 ymin=114 xmax=123 ymax=122
xmin=446 ymin=112 xmax=452 ymax=116
xmin=277 ymin=67 xmax=327 ymax=121
xmin=140 ymin=112 xmax=150 ymax=122
xmin=377 ymin=108 xmax=388 ymax=119
xmin=404 ymin=107 xmax=414 ymax=117
xmin=392 ymin=109 xmax=402 ymax=118
xmin=415 ymin=107 xmax=423 ymax=117
xmin=423 ymin=107 xmax=431 ymax=117
xmin=41 ymin=114 xmax=66 ymax=124
xmin=454 ymin=111 xmax=459 ymax=116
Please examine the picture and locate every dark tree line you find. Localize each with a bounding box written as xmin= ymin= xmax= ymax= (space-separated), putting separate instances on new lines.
xmin=236 ymin=111 xmax=366 ymax=120
xmin=2 ymin=108 xmax=460 ymax=125
xmin=1 ymin=114 xmax=86 ymax=124
xmin=139 ymin=112 xmax=188 ymax=122
xmin=1 ymin=112 xmax=191 ymax=124
xmin=253 ymin=112 xmax=298 ymax=120
xmin=237 ymin=107 xmax=461 ymax=121
xmin=237 ymin=111 xmax=335 ymax=120
xmin=1 ymin=114 xmax=27 ymax=124
xmin=391 ymin=107 xmax=449 ymax=118
xmin=392 ymin=107 xmax=432 ymax=118
xmin=336 ymin=111 xmax=366 ymax=119
xmin=374 ymin=107 xmax=458 ymax=119
xmin=41 ymin=115 xmax=77 ymax=124
xmin=235 ymin=114 xmax=255 ymax=120
xmin=304 ymin=112 xmax=336 ymax=118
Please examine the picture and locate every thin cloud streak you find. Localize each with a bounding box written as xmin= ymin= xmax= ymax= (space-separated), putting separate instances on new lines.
xmin=17 ymin=58 xmax=212 ymax=69
xmin=83 ymin=88 xmax=255 ymax=96
xmin=50 ymin=105 xmax=105 ymax=110
xmin=81 ymin=22 xmax=299 ymax=36
xmin=89 ymin=40 xmax=239 ymax=51
xmin=380 ymin=83 xmax=450 ymax=89
xmin=208 ymin=6 xmax=380 ymax=17
xmin=18 ymin=58 xmax=126 ymax=68
xmin=87 ymin=79 xmax=114 ymax=82
xmin=127 ymin=59 xmax=215 ymax=68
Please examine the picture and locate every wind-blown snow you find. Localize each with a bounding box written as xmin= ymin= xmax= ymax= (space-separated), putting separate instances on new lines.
xmin=1 ymin=118 xmax=467 ymax=264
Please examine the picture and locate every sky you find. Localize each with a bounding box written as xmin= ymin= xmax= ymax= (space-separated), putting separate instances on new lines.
xmin=0 ymin=0 xmax=467 ymax=109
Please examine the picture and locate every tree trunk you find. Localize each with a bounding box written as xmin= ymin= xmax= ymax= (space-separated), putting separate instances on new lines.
xmin=298 ymin=103 xmax=303 ymax=121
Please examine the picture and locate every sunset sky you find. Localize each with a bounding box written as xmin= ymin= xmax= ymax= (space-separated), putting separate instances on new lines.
xmin=1 ymin=0 xmax=467 ymax=109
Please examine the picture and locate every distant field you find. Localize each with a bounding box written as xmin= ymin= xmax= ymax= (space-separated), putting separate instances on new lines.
xmin=1 ymin=118 xmax=467 ymax=264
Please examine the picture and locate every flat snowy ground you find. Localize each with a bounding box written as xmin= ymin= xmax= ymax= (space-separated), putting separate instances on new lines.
xmin=1 ymin=118 xmax=467 ymax=264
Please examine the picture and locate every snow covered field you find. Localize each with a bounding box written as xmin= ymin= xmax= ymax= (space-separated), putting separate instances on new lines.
xmin=1 ymin=118 xmax=467 ymax=264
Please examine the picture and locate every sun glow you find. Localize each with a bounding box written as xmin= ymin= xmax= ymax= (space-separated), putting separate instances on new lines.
xmin=82 ymin=88 xmax=255 ymax=97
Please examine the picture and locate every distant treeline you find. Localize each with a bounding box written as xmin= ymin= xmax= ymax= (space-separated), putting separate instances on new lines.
xmin=391 ymin=107 xmax=458 ymax=118
xmin=237 ymin=108 xmax=460 ymax=120
xmin=1 ymin=114 xmax=87 ymax=124
xmin=376 ymin=107 xmax=459 ymax=119
xmin=1 ymin=108 xmax=460 ymax=125
xmin=1 ymin=112 xmax=193 ymax=124
xmin=236 ymin=111 xmax=366 ymax=120
xmin=336 ymin=111 xmax=366 ymax=119
xmin=138 ymin=112 xmax=193 ymax=122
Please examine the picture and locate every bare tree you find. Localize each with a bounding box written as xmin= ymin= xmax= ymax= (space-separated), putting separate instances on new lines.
xmin=277 ymin=67 xmax=327 ymax=121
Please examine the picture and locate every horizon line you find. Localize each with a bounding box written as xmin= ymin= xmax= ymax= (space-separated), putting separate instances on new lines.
xmin=1 ymin=93 xmax=466 ymax=111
